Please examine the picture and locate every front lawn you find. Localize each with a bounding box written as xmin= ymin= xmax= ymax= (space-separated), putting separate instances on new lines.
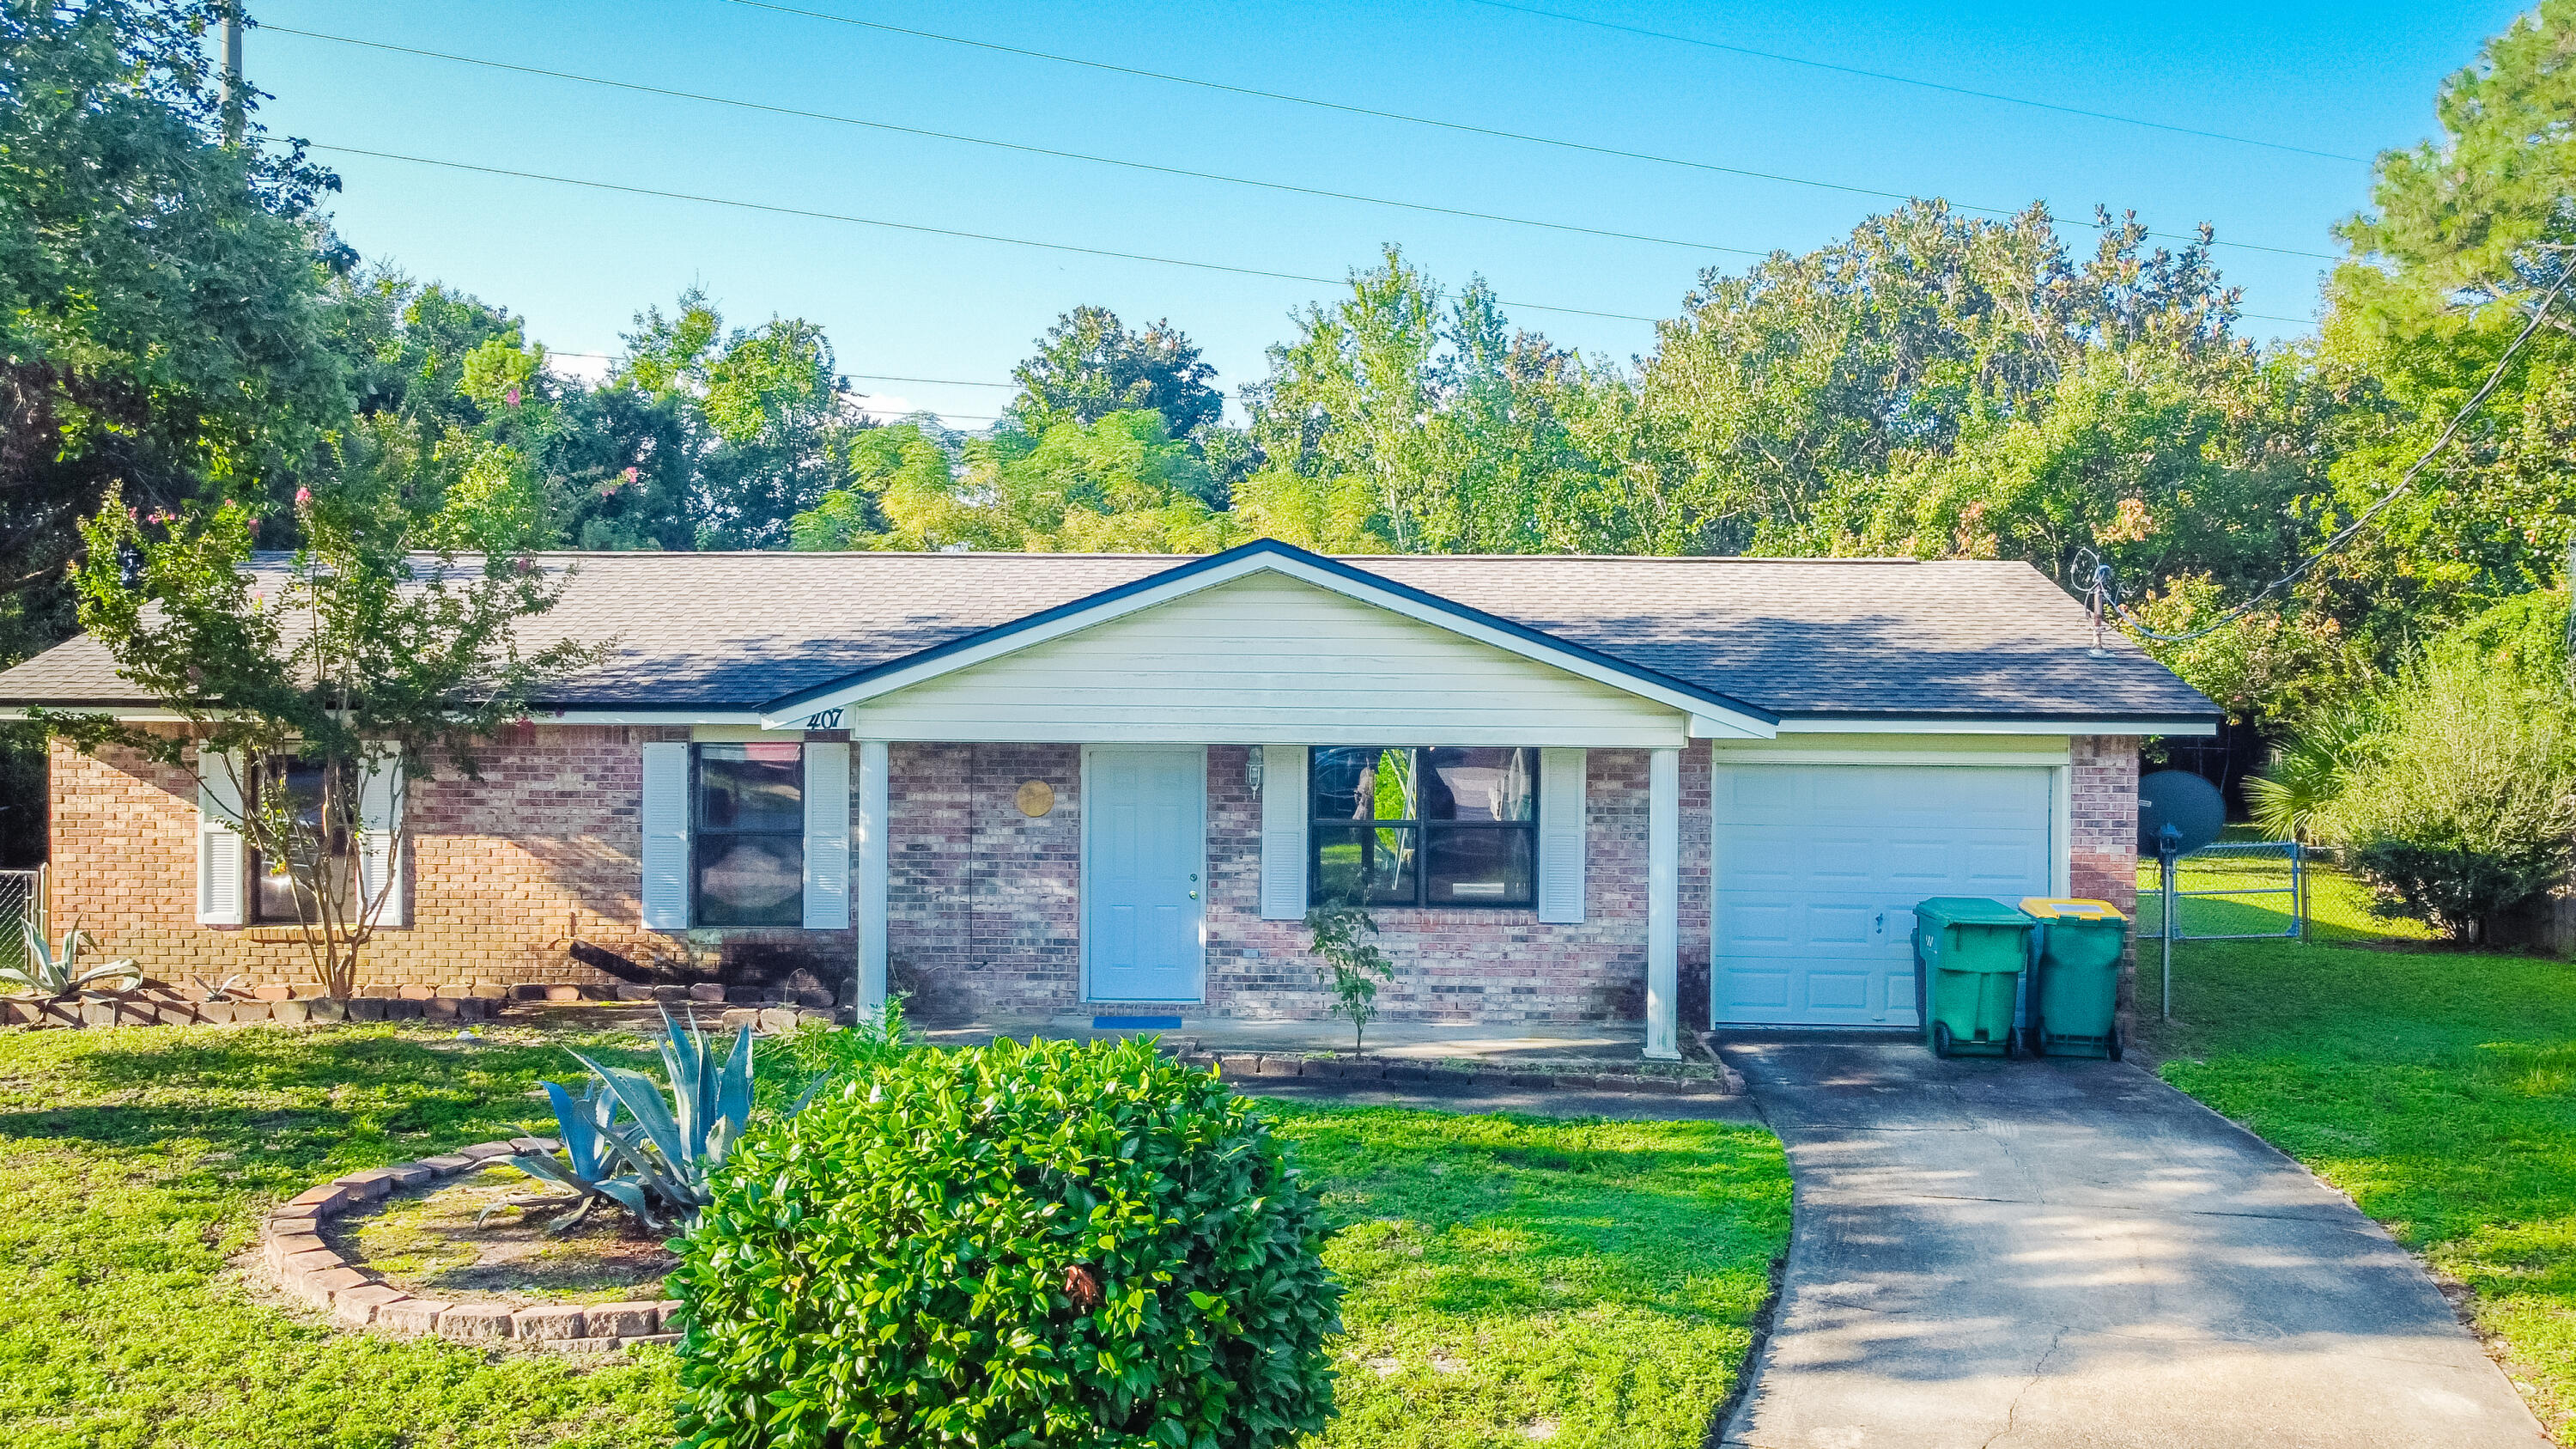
xmin=0 ymin=1024 xmax=1787 ymax=1448
xmin=1273 ymin=1103 xmax=1788 ymax=1447
xmin=2143 ymin=886 xmax=2576 ymax=1440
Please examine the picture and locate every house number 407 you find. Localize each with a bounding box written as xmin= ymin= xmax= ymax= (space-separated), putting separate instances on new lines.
xmin=802 ymin=708 xmax=845 ymax=729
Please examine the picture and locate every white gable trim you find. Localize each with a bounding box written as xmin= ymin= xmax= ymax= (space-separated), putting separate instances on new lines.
xmin=758 ymin=550 xmax=1778 ymax=737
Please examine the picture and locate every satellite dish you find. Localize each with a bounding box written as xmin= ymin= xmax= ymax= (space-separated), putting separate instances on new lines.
xmin=2137 ymin=770 xmax=2226 ymax=856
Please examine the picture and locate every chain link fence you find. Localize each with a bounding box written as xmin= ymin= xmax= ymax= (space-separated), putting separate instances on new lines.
xmin=2135 ymin=840 xmax=2306 ymax=942
xmin=0 ymin=868 xmax=40 ymax=975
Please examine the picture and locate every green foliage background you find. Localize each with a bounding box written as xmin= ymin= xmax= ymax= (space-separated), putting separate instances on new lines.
xmin=14 ymin=0 xmax=2576 ymax=850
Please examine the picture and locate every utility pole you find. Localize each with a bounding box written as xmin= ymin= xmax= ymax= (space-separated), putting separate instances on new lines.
xmin=219 ymin=3 xmax=244 ymax=148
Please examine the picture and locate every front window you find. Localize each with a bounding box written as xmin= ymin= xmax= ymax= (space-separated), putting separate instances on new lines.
xmin=1310 ymin=746 xmax=1537 ymax=908
xmin=694 ymin=743 xmax=805 ymax=927
xmin=252 ymin=756 xmax=355 ymax=924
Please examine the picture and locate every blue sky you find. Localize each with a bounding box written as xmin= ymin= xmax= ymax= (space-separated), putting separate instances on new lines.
xmin=246 ymin=0 xmax=2526 ymax=426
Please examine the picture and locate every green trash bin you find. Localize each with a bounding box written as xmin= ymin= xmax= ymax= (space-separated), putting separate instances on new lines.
xmin=2020 ymin=898 xmax=2129 ymax=1061
xmin=1911 ymin=898 xmax=2032 ymax=1059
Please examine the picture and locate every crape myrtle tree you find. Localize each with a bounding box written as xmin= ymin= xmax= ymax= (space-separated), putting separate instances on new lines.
xmin=32 ymin=484 xmax=599 ymax=999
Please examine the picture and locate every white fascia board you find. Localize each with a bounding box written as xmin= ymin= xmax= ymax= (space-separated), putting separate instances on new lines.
xmin=759 ymin=553 xmax=1777 ymax=737
xmin=1773 ymin=716 xmax=2218 ymax=737
xmin=1689 ymin=713 xmax=1772 ymax=740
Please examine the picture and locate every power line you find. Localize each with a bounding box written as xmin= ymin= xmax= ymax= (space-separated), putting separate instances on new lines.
xmin=353 ymin=154 xmax=2318 ymax=338
xmin=2082 ymin=263 xmax=2576 ymax=644
xmin=292 ymin=141 xmax=1667 ymax=323
xmin=1457 ymin=0 xmax=2370 ymax=165
xmin=264 ymin=26 xmax=1768 ymax=259
xmin=712 ymin=0 xmax=2339 ymax=262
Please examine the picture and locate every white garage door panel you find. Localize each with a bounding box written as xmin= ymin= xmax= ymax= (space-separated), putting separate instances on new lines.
xmin=1713 ymin=764 xmax=2053 ymax=1026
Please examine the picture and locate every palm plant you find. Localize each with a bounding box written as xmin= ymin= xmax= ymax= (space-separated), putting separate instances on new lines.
xmin=0 ymin=920 xmax=137 ymax=998
xmin=2247 ymin=702 xmax=2390 ymax=842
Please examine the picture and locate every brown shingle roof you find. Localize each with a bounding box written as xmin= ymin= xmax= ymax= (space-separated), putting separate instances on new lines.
xmin=0 ymin=547 xmax=2220 ymax=723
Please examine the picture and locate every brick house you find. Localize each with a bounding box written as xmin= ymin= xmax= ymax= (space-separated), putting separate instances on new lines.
xmin=0 ymin=539 xmax=2218 ymax=1056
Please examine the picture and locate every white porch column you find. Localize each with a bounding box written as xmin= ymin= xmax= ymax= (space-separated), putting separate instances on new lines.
xmin=855 ymin=739 xmax=890 ymax=1015
xmin=1645 ymin=746 xmax=1682 ymax=1061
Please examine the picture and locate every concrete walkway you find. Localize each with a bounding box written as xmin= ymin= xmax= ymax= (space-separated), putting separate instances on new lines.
xmin=1717 ymin=1033 xmax=2549 ymax=1449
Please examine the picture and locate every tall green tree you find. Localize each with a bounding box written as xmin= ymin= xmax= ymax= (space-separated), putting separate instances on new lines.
xmin=1236 ymin=247 xmax=1613 ymax=553
xmin=0 ymin=0 xmax=354 ymax=867
xmin=793 ymin=411 xmax=1241 ymax=553
xmin=2324 ymin=0 xmax=2576 ymax=629
xmin=612 ymin=290 xmax=856 ymax=549
xmin=0 ymin=0 xmax=349 ymax=654
xmin=1007 ymin=306 xmax=1224 ymax=441
xmin=1637 ymin=203 xmax=2247 ymax=557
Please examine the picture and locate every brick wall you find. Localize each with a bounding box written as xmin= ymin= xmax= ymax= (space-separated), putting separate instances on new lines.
xmin=884 ymin=742 xmax=1084 ymax=1020
xmin=883 ymin=745 xmax=1670 ymax=1026
xmin=49 ymin=730 xmax=2140 ymax=1025
xmin=2068 ymin=734 xmax=2142 ymax=1023
xmin=2069 ymin=735 xmax=2141 ymax=914
xmin=1192 ymin=746 xmax=1659 ymax=1026
xmin=49 ymin=728 xmax=850 ymax=992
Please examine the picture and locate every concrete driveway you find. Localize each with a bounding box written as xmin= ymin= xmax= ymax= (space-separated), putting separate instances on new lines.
xmin=1717 ymin=1032 xmax=2549 ymax=1449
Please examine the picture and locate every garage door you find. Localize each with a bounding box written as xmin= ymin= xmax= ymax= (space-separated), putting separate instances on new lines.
xmin=1712 ymin=764 xmax=2054 ymax=1027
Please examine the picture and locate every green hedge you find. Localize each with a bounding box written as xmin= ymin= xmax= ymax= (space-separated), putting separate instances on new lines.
xmin=673 ymin=1036 xmax=1340 ymax=1448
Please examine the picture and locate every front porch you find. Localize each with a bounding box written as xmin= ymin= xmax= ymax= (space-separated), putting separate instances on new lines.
xmin=837 ymin=740 xmax=1694 ymax=1062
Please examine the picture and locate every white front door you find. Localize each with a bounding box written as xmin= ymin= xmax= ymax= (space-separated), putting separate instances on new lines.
xmin=1084 ymin=746 xmax=1206 ymax=1002
xmin=1712 ymin=764 xmax=2054 ymax=1026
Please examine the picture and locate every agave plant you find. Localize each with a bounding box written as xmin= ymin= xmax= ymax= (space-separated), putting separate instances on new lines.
xmin=495 ymin=1008 xmax=806 ymax=1233
xmin=0 ymin=920 xmax=137 ymax=998
xmin=483 ymin=1075 xmax=631 ymax=1229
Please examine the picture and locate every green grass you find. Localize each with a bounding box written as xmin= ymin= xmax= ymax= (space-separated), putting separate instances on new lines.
xmin=1270 ymin=1104 xmax=1789 ymax=1448
xmin=0 ymin=1024 xmax=1788 ymax=1448
xmin=2142 ymin=869 xmax=2576 ymax=1440
xmin=0 ymin=1023 xmax=677 ymax=1449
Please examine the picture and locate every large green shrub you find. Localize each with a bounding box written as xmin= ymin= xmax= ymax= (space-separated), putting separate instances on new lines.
xmin=2309 ymin=657 xmax=2576 ymax=941
xmin=672 ymin=1036 xmax=1340 ymax=1449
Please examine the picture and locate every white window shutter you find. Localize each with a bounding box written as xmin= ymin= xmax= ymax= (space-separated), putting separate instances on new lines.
xmin=802 ymin=742 xmax=850 ymax=929
xmin=1537 ymin=747 xmax=1588 ymax=923
xmin=357 ymin=745 xmax=408 ymax=928
xmin=197 ymin=749 xmax=248 ymax=926
xmin=641 ymin=742 xmax=692 ymax=929
xmin=1260 ymin=745 xmax=1309 ymax=920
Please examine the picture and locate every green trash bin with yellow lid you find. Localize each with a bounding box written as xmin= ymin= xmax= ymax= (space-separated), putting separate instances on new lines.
xmin=1911 ymin=898 xmax=2032 ymax=1059
xmin=2020 ymin=898 xmax=2128 ymax=1061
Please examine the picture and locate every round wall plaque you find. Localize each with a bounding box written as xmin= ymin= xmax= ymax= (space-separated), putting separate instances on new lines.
xmin=1015 ymin=779 xmax=1056 ymax=818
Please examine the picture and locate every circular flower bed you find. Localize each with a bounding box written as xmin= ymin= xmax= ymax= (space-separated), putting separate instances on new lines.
xmin=259 ymin=1140 xmax=682 ymax=1350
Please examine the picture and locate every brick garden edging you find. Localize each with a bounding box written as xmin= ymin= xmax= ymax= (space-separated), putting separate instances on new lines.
xmin=258 ymin=1140 xmax=683 ymax=1353
xmin=1 ymin=986 xmax=501 ymax=1029
xmin=1 ymin=977 xmax=851 ymax=1032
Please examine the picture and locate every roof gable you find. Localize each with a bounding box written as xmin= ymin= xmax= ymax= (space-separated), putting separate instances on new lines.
xmin=757 ymin=540 xmax=1777 ymax=736
xmin=812 ymin=568 xmax=1713 ymax=746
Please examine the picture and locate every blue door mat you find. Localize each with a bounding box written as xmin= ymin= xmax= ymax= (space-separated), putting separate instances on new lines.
xmin=1093 ymin=1014 xmax=1185 ymax=1030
